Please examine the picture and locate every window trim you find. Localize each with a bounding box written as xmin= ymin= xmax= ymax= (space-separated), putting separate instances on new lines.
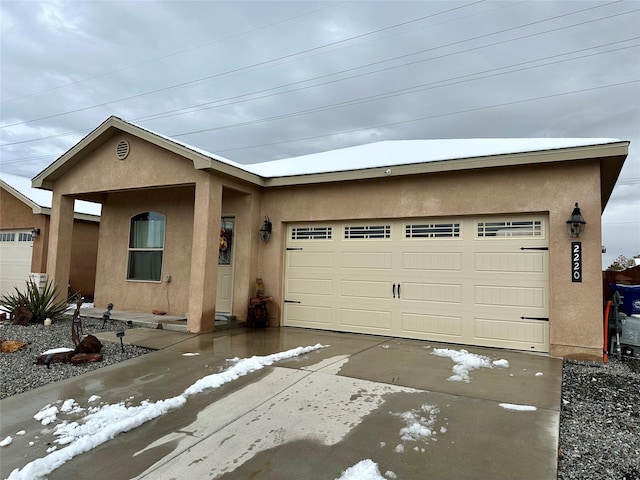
xmin=126 ymin=211 xmax=166 ymax=282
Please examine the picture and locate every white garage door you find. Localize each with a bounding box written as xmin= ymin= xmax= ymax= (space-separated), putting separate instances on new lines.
xmin=0 ymin=230 xmax=33 ymax=297
xmin=283 ymin=215 xmax=549 ymax=352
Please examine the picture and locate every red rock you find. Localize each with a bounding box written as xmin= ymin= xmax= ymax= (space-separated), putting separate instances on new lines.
xmin=76 ymin=335 xmax=103 ymax=354
xmin=71 ymin=353 xmax=103 ymax=364
xmin=36 ymin=351 xmax=74 ymax=365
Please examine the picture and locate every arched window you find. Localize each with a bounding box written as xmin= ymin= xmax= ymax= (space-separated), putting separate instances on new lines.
xmin=127 ymin=212 xmax=165 ymax=281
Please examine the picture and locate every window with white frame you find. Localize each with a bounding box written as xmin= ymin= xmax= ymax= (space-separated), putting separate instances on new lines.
xmin=476 ymin=219 xmax=543 ymax=238
xmin=127 ymin=212 xmax=165 ymax=281
xmin=291 ymin=226 xmax=332 ymax=240
xmin=344 ymin=225 xmax=391 ymax=239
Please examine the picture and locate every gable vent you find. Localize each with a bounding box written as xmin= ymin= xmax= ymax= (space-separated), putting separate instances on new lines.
xmin=116 ymin=139 xmax=130 ymax=160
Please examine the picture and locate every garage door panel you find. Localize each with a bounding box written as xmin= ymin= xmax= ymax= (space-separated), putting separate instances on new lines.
xmin=475 ymin=285 xmax=545 ymax=308
xmin=286 ymin=278 xmax=332 ymax=296
xmin=340 ymin=279 xmax=390 ymax=299
xmin=287 ymin=251 xmax=333 ymax=268
xmin=341 ymin=251 xmax=392 ymax=269
xmin=474 ymin=318 xmax=548 ymax=351
xmin=402 ymin=313 xmax=463 ymax=337
xmin=475 ymin=252 xmax=545 ymax=273
xmin=340 ymin=308 xmax=392 ymax=331
xmin=285 ymin=304 xmax=332 ymax=327
xmin=402 ymin=282 xmax=463 ymax=304
xmin=402 ymin=252 xmax=462 ymax=271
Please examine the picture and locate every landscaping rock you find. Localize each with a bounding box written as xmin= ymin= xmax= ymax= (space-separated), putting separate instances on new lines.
xmin=0 ymin=340 xmax=28 ymax=353
xmin=10 ymin=306 xmax=33 ymax=326
xmin=36 ymin=351 xmax=75 ymax=366
xmin=71 ymin=353 xmax=103 ymax=364
xmin=76 ymin=334 xmax=102 ymax=354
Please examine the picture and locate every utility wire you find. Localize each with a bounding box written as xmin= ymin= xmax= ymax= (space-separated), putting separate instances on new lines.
xmin=3 ymin=1 xmax=628 ymax=129
xmin=208 ymin=80 xmax=639 ymax=154
xmin=0 ymin=1 xmax=485 ymax=129
xmin=0 ymin=2 xmax=348 ymax=105
xmin=2 ymin=38 xmax=635 ymax=152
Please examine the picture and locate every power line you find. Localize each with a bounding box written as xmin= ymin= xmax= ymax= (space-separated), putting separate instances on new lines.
xmin=3 ymin=1 xmax=630 ymax=130
xmin=0 ymin=1 xmax=485 ymax=129
xmin=208 ymin=80 xmax=639 ymax=154
xmin=0 ymin=2 xmax=348 ymax=105
xmin=2 ymin=38 xmax=635 ymax=153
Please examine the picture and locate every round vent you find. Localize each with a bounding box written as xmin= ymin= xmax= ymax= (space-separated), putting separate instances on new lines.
xmin=116 ymin=139 xmax=130 ymax=160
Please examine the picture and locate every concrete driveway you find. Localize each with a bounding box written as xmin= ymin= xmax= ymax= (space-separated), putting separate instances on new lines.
xmin=0 ymin=328 xmax=562 ymax=480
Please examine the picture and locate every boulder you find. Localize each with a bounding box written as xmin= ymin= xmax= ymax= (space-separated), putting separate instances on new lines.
xmin=10 ymin=306 xmax=33 ymax=326
xmin=36 ymin=351 xmax=74 ymax=366
xmin=0 ymin=340 xmax=28 ymax=353
xmin=76 ymin=335 xmax=102 ymax=354
xmin=70 ymin=353 xmax=103 ymax=364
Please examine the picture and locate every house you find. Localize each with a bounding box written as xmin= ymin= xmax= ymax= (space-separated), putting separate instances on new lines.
xmin=32 ymin=116 xmax=628 ymax=359
xmin=0 ymin=173 xmax=100 ymax=298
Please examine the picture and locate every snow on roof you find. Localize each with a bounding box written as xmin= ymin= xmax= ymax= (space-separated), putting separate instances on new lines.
xmin=0 ymin=172 xmax=101 ymax=216
xmin=240 ymin=138 xmax=623 ymax=178
xmin=122 ymin=118 xmax=622 ymax=179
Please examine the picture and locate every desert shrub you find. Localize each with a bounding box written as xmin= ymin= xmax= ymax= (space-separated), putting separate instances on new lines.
xmin=0 ymin=280 xmax=69 ymax=323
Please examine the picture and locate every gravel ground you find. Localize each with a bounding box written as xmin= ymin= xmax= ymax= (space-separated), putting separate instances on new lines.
xmin=1 ymin=317 xmax=639 ymax=479
xmin=0 ymin=316 xmax=153 ymax=400
xmin=557 ymin=356 xmax=640 ymax=480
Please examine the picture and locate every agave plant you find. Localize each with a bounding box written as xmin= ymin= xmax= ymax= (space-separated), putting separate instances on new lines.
xmin=0 ymin=280 xmax=69 ymax=323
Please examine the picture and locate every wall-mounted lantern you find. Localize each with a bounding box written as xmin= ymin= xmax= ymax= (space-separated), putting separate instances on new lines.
xmin=260 ymin=216 xmax=272 ymax=242
xmin=31 ymin=228 xmax=40 ymax=238
xmin=566 ymin=203 xmax=586 ymax=238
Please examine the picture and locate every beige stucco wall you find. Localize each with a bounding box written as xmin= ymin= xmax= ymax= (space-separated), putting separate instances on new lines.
xmin=1 ymin=186 xmax=98 ymax=296
xmin=258 ymin=160 xmax=605 ymax=359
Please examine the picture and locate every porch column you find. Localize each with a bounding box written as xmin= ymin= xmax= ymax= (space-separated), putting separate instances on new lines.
xmin=46 ymin=192 xmax=74 ymax=302
xmin=187 ymin=175 xmax=222 ymax=332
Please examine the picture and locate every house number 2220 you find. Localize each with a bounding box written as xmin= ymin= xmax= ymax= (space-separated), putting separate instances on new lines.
xmin=571 ymin=242 xmax=582 ymax=283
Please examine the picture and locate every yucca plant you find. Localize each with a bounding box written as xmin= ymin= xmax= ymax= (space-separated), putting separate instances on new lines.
xmin=0 ymin=280 xmax=69 ymax=323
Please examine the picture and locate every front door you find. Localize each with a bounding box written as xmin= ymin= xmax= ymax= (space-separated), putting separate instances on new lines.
xmin=216 ymin=217 xmax=234 ymax=313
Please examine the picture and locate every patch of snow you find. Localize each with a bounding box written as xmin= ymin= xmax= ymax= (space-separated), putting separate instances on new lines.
xmin=16 ymin=431 xmax=25 ymax=436
xmin=535 ymin=372 xmax=544 ymax=377
xmin=1 ymin=436 xmax=13 ymax=447
xmin=394 ymin=444 xmax=405 ymax=453
xmin=396 ymin=403 xmax=439 ymax=443
xmin=33 ymin=405 xmax=59 ymax=426
xmin=385 ymin=471 xmax=398 ymax=479
xmin=432 ymin=348 xmax=509 ymax=382
xmin=335 ymin=459 xmax=386 ymax=480
xmin=87 ymin=395 xmax=101 ymax=403
xmin=499 ymin=403 xmax=538 ymax=412
xmin=41 ymin=347 xmax=75 ymax=355
xmin=181 ymin=353 xmax=200 ymax=356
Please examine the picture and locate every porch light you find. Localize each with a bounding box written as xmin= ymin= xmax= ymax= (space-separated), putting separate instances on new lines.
xmin=566 ymin=203 xmax=586 ymax=238
xmin=31 ymin=228 xmax=40 ymax=238
xmin=260 ymin=216 xmax=272 ymax=242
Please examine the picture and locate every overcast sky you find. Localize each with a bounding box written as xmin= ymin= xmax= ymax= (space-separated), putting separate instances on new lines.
xmin=1 ymin=1 xmax=638 ymax=268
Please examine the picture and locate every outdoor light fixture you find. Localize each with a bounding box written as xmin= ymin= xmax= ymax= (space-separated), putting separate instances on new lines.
xmin=260 ymin=216 xmax=272 ymax=242
xmin=566 ymin=202 xmax=586 ymax=238
xmin=31 ymin=228 xmax=40 ymax=238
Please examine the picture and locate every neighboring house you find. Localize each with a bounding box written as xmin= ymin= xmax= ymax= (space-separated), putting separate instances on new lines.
xmin=32 ymin=116 xmax=628 ymax=359
xmin=0 ymin=173 xmax=100 ymax=299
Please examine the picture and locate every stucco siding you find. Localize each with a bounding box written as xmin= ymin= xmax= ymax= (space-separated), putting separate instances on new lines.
xmin=259 ymin=160 xmax=605 ymax=358
xmin=94 ymin=187 xmax=195 ymax=315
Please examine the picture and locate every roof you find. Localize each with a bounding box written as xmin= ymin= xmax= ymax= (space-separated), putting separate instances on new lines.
xmin=31 ymin=116 xmax=628 ymax=206
xmin=244 ymin=138 xmax=624 ymax=178
xmin=1 ymin=172 xmax=101 ymax=218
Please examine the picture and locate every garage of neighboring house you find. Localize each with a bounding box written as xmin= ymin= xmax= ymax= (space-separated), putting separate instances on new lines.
xmin=0 ymin=172 xmax=101 ymax=298
xmin=283 ymin=215 xmax=549 ymax=352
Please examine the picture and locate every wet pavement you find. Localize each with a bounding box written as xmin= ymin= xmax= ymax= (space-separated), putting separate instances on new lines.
xmin=0 ymin=328 xmax=563 ymax=479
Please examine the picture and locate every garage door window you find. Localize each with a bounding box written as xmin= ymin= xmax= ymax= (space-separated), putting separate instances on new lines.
xmin=291 ymin=226 xmax=332 ymax=240
xmin=476 ymin=220 xmax=542 ymax=238
xmin=344 ymin=225 xmax=391 ymax=239
xmin=127 ymin=212 xmax=165 ymax=281
xmin=0 ymin=233 xmax=16 ymax=242
xmin=18 ymin=233 xmax=33 ymax=242
xmin=405 ymin=223 xmax=460 ymax=238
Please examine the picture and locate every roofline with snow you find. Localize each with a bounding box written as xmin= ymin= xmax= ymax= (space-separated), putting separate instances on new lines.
xmin=31 ymin=117 xmax=628 ymax=210
xmin=32 ymin=116 xmax=263 ymax=190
